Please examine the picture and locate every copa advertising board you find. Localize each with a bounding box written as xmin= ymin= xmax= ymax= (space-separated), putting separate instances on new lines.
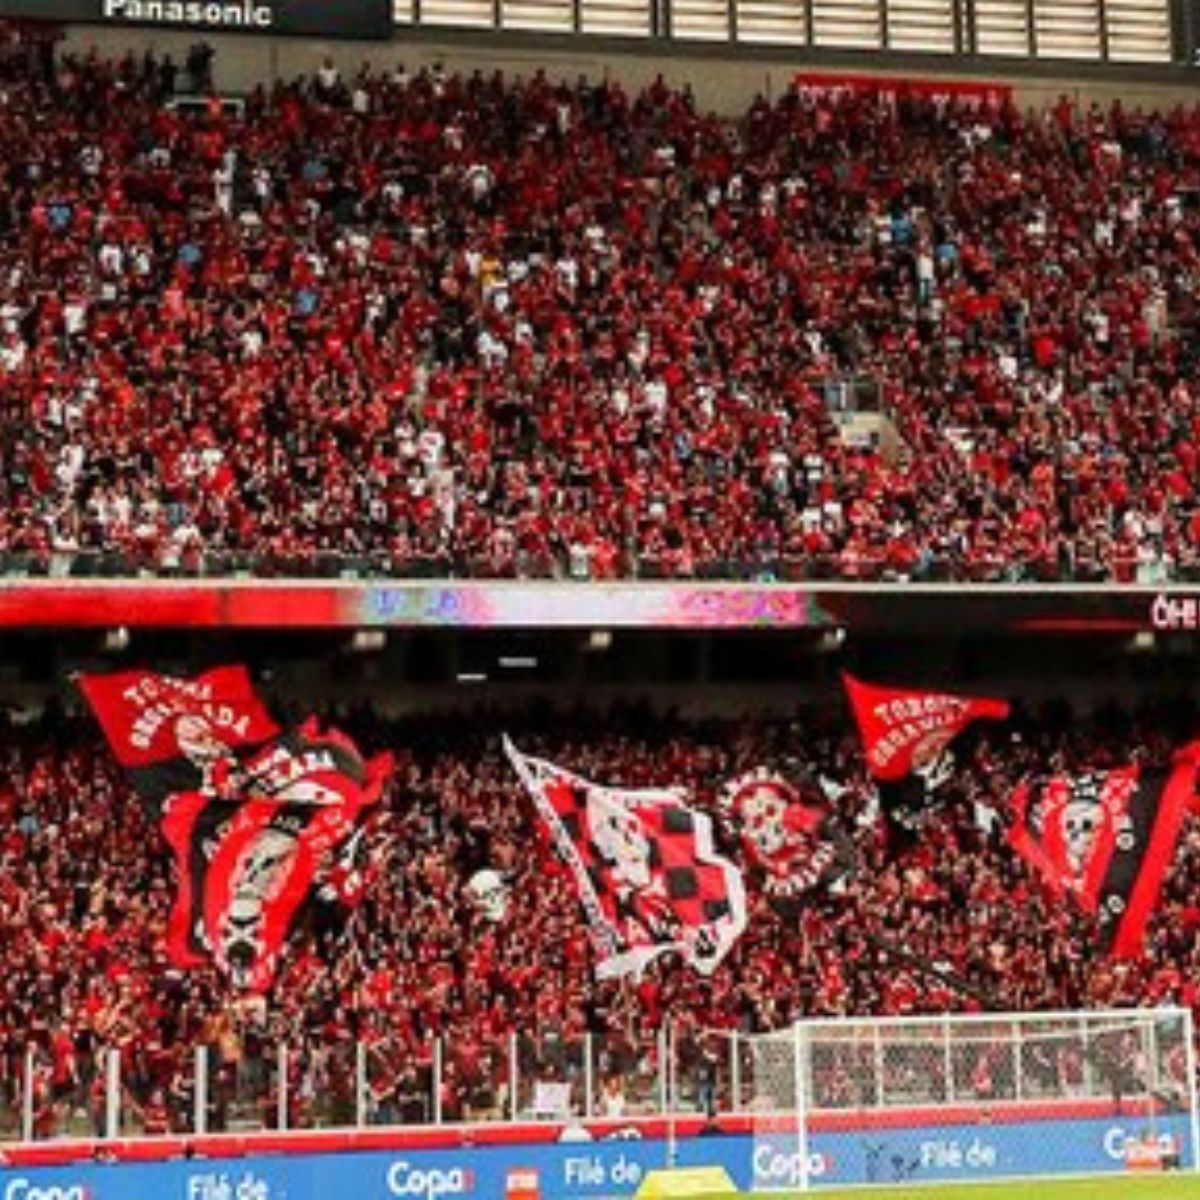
xmin=0 ymin=1115 xmax=1192 ymax=1199
xmin=0 ymin=0 xmax=393 ymax=39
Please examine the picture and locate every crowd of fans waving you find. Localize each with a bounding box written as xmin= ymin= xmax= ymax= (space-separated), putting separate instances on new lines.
xmin=3 ymin=28 xmax=1200 ymax=581
xmin=2 ymin=693 xmax=1200 ymax=1135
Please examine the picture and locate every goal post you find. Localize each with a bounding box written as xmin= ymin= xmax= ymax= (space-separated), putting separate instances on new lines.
xmin=744 ymin=1007 xmax=1200 ymax=1192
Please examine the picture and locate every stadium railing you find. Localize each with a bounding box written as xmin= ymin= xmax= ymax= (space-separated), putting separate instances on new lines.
xmin=5 ymin=1010 xmax=1197 ymax=1152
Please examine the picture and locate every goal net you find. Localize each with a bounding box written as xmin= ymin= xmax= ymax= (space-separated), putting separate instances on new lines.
xmin=744 ymin=1007 xmax=1199 ymax=1192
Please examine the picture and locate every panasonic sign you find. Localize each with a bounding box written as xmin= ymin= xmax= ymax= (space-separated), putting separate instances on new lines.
xmin=1 ymin=0 xmax=393 ymax=38
xmin=101 ymin=0 xmax=273 ymax=27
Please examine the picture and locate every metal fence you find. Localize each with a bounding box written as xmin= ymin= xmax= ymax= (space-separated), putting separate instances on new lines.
xmin=7 ymin=1027 xmax=742 ymax=1142
xmin=11 ymin=1010 xmax=1200 ymax=1145
xmin=1 ymin=549 xmax=1197 ymax=585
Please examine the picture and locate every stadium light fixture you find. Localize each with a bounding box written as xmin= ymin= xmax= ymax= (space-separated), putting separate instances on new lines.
xmin=350 ymin=630 xmax=387 ymax=653
xmin=816 ymin=629 xmax=846 ymax=653
xmin=498 ymin=656 xmax=537 ymax=669
xmin=104 ymin=627 xmax=130 ymax=653
xmin=456 ymin=672 xmax=488 ymax=684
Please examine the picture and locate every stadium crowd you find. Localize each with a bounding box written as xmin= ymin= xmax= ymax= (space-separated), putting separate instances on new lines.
xmin=1 ymin=695 xmax=1198 ymax=1136
xmin=2 ymin=28 xmax=1200 ymax=581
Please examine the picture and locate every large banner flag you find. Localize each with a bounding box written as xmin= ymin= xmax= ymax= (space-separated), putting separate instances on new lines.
xmin=843 ymin=674 xmax=1011 ymax=782
xmin=77 ymin=666 xmax=279 ymax=805
xmin=843 ymin=674 xmax=1010 ymax=841
xmin=718 ymin=768 xmax=850 ymax=900
xmin=1008 ymin=745 xmax=1200 ymax=958
xmin=503 ymin=738 xmax=747 ymax=980
xmin=80 ymin=669 xmax=392 ymax=990
xmin=161 ymin=719 xmax=392 ymax=991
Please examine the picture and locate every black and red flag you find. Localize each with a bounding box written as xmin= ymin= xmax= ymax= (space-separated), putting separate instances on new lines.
xmin=843 ymin=674 xmax=1010 ymax=840
xmin=718 ymin=768 xmax=852 ymax=901
xmin=80 ymin=669 xmax=392 ymax=991
xmin=504 ymin=737 xmax=746 ymax=980
xmin=77 ymin=666 xmax=279 ymax=806
xmin=1008 ymin=744 xmax=1200 ymax=958
xmin=161 ymin=718 xmax=392 ymax=991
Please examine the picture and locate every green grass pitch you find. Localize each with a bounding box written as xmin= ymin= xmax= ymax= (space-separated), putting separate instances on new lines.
xmin=730 ymin=1175 xmax=1200 ymax=1198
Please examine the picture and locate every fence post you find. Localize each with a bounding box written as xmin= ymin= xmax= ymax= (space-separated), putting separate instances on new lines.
xmin=105 ymin=1047 xmax=120 ymax=1140
xmin=794 ymin=1023 xmax=811 ymax=1194
xmin=355 ymin=1042 xmax=368 ymax=1128
xmin=730 ymin=1031 xmax=740 ymax=1112
xmin=1183 ymin=1007 xmax=1200 ymax=1172
xmin=666 ymin=1023 xmax=678 ymax=1168
xmin=433 ymin=1039 xmax=443 ymax=1125
xmin=584 ymin=1033 xmax=594 ymax=1119
xmin=276 ymin=1045 xmax=288 ymax=1132
xmin=662 ymin=1022 xmax=672 ymax=1113
xmin=194 ymin=1045 xmax=208 ymax=1135
xmin=508 ymin=1033 xmax=519 ymax=1121
xmin=1145 ymin=1014 xmax=1160 ymax=1099
xmin=21 ymin=1045 xmax=33 ymax=1142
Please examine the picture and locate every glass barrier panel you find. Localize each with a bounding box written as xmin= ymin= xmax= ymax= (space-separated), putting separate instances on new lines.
xmin=591 ymin=1031 xmax=662 ymax=1117
xmin=293 ymin=1038 xmax=358 ymax=1129
xmin=201 ymin=1036 xmax=279 ymax=1133
xmin=24 ymin=1038 xmax=115 ymax=1140
xmin=442 ymin=1037 xmax=508 ymax=1122
xmin=516 ymin=1032 xmax=585 ymax=1120
xmin=364 ymin=1035 xmax=435 ymax=1126
xmin=672 ymin=1027 xmax=732 ymax=1116
xmin=119 ymin=1041 xmax=199 ymax=1136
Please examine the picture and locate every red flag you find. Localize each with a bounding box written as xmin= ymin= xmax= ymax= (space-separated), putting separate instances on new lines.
xmin=78 ymin=666 xmax=278 ymax=802
xmin=843 ymin=673 xmax=1010 ymax=782
xmin=162 ymin=721 xmax=392 ymax=991
xmin=1009 ymin=745 xmax=1200 ymax=958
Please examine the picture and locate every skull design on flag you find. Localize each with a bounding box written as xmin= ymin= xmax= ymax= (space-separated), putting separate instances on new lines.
xmin=719 ymin=768 xmax=837 ymax=898
xmin=504 ymin=738 xmax=747 ymax=980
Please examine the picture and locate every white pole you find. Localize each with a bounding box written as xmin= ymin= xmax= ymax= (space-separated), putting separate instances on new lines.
xmin=794 ymin=1023 xmax=811 ymax=1194
xmin=657 ymin=1026 xmax=668 ymax=1115
xmin=584 ymin=1033 xmax=594 ymax=1119
xmin=105 ymin=1047 xmax=120 ymax=1140
xmin=433 ymin=1039 xmax=443 ymax=1125
xmin=508 ymin=1033 xmax=519 ymax=1121
xmin=667 ymin=1023 xmax=678 ymax=1168
xmin=21 ymin=1045 xmax=34 ymax=1142
xmin=730 ymin=1031 xmax=741 ymax=1112
xmin=195 ymin=1045 xmax=208 ymax=1135
xmin=276 ymin=1045 xmax=288 ymax=1131
xmin=1080 ymin=1015 xmax=1095 ymax=1097
xmin=1145 ymin=1015 xmax=1160 ymax=1097
xmin=1184 ymin=1007 xmax=1200 ymax=1172
xmin=355 ymin=1042 xmax=367 ymax=1128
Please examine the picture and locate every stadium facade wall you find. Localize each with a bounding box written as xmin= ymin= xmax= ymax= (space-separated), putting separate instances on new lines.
xmin=56 ymin=24 xmax=1200 ymax=115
